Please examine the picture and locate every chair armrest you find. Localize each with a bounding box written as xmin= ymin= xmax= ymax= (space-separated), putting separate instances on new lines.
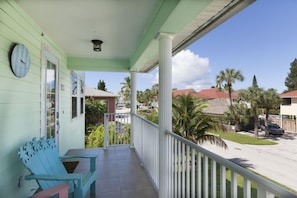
xmin=60 ymin=154 xmax=97 ymax=172
xmin=60 ymin=154 xmax=97 ymax=159
xmin=25 ymin=173 xmax=83 ymax=182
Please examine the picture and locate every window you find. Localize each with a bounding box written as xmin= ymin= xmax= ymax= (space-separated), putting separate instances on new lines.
xmin=80 ymin=79 xmax=84 ymax=114
xmin=72 ymin=71 xmax=78 ymax=118
xmin=282 ymin=98 xmax=291 ymax=105
xmin=80 ymin=98 xmax=84 ymax=114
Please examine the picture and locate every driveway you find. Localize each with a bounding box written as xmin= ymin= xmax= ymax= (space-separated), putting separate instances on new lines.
xmin=199 ymin=131 xmax=297 ymax=191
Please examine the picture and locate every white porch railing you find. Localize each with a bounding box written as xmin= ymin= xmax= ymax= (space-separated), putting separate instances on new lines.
xmin=133 ymin=114 xmax=159 ymax=188
xmin=166 ymin=131 xmax=297 ymax=198
xmin=105 ymin=113 xmax=297 ymax=197
xmin=103 ymin=113 xmax=131 ymax=148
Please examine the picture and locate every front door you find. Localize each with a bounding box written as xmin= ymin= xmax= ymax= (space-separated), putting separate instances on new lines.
xmin=42 ymin=48 xmax=60 ymax=146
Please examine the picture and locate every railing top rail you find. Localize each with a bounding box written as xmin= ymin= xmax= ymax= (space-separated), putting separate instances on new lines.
xmin=132 ymin=113 xmax=159 ymax=128
xmin=166 ymin=130 xmax=297 ymax=197
xmin=104 ymin=112 xmax=130 ymax=115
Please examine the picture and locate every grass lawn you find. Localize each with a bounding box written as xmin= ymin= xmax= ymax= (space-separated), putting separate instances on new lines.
xmin=210 ymin=131 xmax=277 ymax=145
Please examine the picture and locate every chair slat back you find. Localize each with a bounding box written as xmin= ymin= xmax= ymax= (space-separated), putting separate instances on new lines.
xmin=18 ymin=137 xmax=68 ymax=190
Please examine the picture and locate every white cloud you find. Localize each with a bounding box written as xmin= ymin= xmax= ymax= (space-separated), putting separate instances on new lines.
xmin=172 ymin=50 xmax=213 ymax=90
xmin=137 ymin=50 xmax=214 ymax=91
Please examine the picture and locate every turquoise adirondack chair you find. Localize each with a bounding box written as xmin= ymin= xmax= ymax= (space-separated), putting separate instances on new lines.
xmin=18 ymin=137 xmax=97 ymax=198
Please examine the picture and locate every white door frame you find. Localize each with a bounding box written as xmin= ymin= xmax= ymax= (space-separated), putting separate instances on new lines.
xmin=41 ymin=46 xmax=60 ymax=146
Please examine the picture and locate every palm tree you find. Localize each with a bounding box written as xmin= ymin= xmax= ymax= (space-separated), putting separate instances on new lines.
xmin=119 ymin=76 xmax=131 ymax=106
xmin=216 ymin=68 xmax=244 ymax=106
xmin=151 ymin=83 xmax=159 ymax=97
xmin=172 ymin=94 xmax=227 ymax=148
xmin=137 ymin=90 xmax=144 ymax=103
xmin=260 ymin=88 xmax=281 ymax=136
xmin=143 ymin=88 xmax=153 ymax=106
xmin=238 ymin=87 xmax=264 ymax=138
xmin=224 ymin=102 xmax=249 ymax=132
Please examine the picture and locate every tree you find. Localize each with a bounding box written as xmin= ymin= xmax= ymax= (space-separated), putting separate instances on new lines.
xmin=97 ymin=80 xmax=107 ymax=91
xmin=216 ymin=68 xmax=244 ymax=106
xmin=260 ymin=88 xmax=281 ymax=136
xmin=85 ymin=97 xmax=107 ymax=128
xmin=238 ymin=87 xmax=264 ymax=138
xmin=144 ymin=108 xmax=159 ymax=124
xmin=172 ymin=94 xmax=227 ymax=148
xmin=252 ymin=75 xmax=258 ymax=88
xmin=151 ymin=83 xmax=159 ymax=97
xmin=224 ymin=103 xmax=249 ymax=132
xmin=143 ymin=88 xmax=153 ymax=106
xmin=137 ymin=90 xmax=144 ymax=103
xmin=136 ymin=89 xmax=152 ymax=106
xmin=119 ymin=76 xmax=131 ymax=105
xmin=285 ymin=58 xmax=297 ymax=91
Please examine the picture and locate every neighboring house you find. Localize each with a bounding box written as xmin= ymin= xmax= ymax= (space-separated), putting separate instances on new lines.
xmin=279 ymin=90 xmax=297 ymax=132
xmin=203 ymin=98 xmax=230 ymax=115
xmin=150 ymin=95 xmax=159 ymax=109
xmin=173 ymin=88 xmax=234 ymax=115
xmin=194 ymin=88 xmax=233 ymax=115
xmin=85 ymin=87 xmax=118 ymax=114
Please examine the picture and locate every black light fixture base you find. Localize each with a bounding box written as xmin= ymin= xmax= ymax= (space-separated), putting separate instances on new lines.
xmin=92 ymin=39 xmax=103 ymax=52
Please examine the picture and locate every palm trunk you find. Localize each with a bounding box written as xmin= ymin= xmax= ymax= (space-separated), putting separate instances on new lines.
xmin=253 ymin=108 xmax=258 ymax=138
xmin=265 ymin=109 xmax=269 ymax=136
xmin=228 ymin=86 xmax=232 ymax=106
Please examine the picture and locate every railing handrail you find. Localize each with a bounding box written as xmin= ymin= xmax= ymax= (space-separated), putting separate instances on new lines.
xmin=132 ymin=113 xmax=159 ymax=128
xmin=166 ymin=130 xmax=297 ymax=197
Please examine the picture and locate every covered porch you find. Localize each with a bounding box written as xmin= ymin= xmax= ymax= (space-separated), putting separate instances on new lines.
xmin=2 ymin=0 xmax=296 ymax=197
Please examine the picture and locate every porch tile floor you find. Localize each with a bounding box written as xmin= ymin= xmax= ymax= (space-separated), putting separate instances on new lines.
xmin=66 ymin=146 xmax=158 ymax=198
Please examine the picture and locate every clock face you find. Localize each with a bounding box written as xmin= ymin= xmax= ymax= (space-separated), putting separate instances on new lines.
xmin=10 ymin=44 xmax=30 ymax=78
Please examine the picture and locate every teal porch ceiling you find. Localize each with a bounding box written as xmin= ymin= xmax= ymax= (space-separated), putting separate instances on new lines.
xmin=16 ymin=0 xmax=255 ymax=73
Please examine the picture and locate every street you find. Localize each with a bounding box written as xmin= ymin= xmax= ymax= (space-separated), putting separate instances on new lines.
xmin=199 ymin=131 xmax=297 ymax=191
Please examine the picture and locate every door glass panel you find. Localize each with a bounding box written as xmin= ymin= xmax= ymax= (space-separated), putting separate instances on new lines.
xmin=46 ymin=61 xmax=56 ymax=138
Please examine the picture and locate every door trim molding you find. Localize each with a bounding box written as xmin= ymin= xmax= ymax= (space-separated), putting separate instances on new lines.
xmin=41 ymin=45 xmax=60 ymax=142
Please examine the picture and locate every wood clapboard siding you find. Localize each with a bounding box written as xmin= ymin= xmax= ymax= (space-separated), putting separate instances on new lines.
xmin=0 ymin=2 xmax=44 ymax=197
xmin=0 ymin=1 xmax=85 ymax=197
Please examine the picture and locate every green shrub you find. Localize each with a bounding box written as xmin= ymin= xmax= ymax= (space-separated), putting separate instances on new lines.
xmin=86 ymin=125 xmax=104 ymax=148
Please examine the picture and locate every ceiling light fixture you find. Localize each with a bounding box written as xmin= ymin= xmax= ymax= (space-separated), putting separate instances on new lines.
xmin=91 ymin=39 xmax=103 ymax=52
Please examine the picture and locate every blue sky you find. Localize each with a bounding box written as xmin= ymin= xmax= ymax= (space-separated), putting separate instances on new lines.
xmin=85 ymin=0 xmax=297 ymax=94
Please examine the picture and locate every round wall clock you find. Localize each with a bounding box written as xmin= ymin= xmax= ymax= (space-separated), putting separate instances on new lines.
xmin=10 ymin=44 xmax=30 ymax=78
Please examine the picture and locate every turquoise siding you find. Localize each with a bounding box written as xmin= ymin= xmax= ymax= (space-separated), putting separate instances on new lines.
xmin=0 ymin=1 xmax=85 ymax=197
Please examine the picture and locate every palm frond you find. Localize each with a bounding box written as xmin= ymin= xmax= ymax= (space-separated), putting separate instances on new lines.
xmin=197 ymin=134 xmax=228 ymax=149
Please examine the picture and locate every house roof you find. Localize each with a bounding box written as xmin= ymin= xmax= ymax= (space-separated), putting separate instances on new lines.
xmin=192 ymin=88 xmax=230 ymax=99
xmin=15 ymin=0 xmax=254 ymax=73
xmin=85 ymin=88 xmax=118 ymax=98
xmin=280 ymin=90 xmax=297 ymax=98
xmin=172 ymin=89 xmax=196 ymax=96
xmin=172 ymin=88 xmax=239 ymax=100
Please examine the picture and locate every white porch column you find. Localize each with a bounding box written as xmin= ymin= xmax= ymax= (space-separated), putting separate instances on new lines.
xmin=130 ymin=72 xmax=136 ymax=148
xmin=158 ymin=33 xmax=173 ymax=198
